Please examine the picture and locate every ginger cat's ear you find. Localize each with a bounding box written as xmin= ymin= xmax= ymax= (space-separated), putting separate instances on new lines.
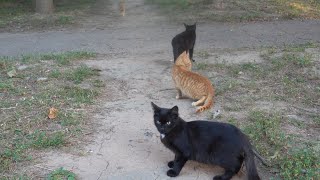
xmin=151 ymin=102 xmax=160 ymax=112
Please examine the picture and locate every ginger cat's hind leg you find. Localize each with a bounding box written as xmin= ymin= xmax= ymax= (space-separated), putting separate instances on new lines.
xmin=192 ymin=96 xmax=206 ymax=106
xmin=176 ymin=89 xmax=182 ymax=99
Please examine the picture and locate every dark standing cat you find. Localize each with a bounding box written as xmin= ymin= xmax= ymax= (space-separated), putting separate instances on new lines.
xmin=172 ymin=23 xmax=196 ymax=62
xmin=151 ymin=102 xmax=263 ymax=180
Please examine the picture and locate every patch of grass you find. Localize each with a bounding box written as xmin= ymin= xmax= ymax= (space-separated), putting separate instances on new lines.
xmin=66 ymin=64 xmax=99 ymax=84
xmin=0 ymin=0 xmax=96 ymax=32
xmin=195 ymin=50 xmax=210 ymax=59
xmin=243 ymin=110 xmax=319 ymax=179
xmin=31 ymin=131 xmax=65 ymax=149
xmin=194 ymin=62 xmax=209 ymax=70
xmin=202 ymin=44 xmax=319 ymax=179
xmin=0 ymin=51 xmax=101 ymax=177
xmin=92 ymin=79 xmax=105 ymax=87
xmin=49 ymin=69 xmax=62 ymax=78
xmin=244 ymin=111 xmax=287 ymax=157
xmin=47 ymin=167 xmax=76 ymax=180
xmin=283 ymin=42 xmax=318 ymax=52
xmin=56 ymin=15 xmax=73 ymax=25
xmin=62 ymin=86 xmax=98 ymax=104
xmin=19 ymin=51 xmax=96 ymax=65
xmin=41 ymin=51 xmax=96 ymax=65
xmin=147 ymin=0 xmax=320 ymax=22
xmin=146 ymin=0 xmax=189 ymax=8
xmin=279 ymin=148 xmax=319 ymax=179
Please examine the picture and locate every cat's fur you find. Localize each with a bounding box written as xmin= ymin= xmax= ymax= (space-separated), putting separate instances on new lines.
xmin=171 ymin=23 xmax=196 ymax=62
xmin=172 ymin=51 xmax=214 ymax=113
xmin=151 ymin=102 xmax=262 ymax=180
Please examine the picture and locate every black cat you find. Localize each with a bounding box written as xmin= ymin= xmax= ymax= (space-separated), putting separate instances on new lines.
xmin=151 ymin=102 xmax=264 ymax=180
xmin=171 ymin=23 xmax=196 ymax=62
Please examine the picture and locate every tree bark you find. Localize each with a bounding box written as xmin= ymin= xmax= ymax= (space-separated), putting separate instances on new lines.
xmin=36 ymin=0 xmax=54 ymax=14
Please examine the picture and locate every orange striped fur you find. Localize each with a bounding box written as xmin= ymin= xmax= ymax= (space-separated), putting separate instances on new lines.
xmin=172 ymin=51 xmax=215 ymax=113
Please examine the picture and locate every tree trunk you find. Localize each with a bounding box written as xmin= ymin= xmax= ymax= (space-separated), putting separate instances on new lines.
xmin=36 ymin=0 xmax=54 ymax=14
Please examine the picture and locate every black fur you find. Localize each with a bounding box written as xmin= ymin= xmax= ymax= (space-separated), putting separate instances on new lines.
xmin=151 ymin=102 xmax=261 ymax=180
xmin=171 ymin=23 xmax=196 ymax=62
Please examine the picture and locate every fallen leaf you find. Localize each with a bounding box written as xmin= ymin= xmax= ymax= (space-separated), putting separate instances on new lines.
xmin=48 ymin=107 xmax=58 ymax=119
xmin=7 ymin=69 xmax=17 ymax=78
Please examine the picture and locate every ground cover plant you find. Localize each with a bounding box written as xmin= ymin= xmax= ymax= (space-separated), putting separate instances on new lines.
xmin=146 ymin=0 xmax=320 ymax=22
xmin=0 ymin=0 xmax=96 ymax=32
xmin=193 ymin=42 xmax=320 ymax=179
xmin=0 ymin=51 xmax=103 ymax=179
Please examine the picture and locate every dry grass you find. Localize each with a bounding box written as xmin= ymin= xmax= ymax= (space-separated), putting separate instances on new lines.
xmin=0 ymin=51 xmax=104 ymax=178
xmin=0 ymin=0 xmax=96 ymax=32
xmin=146 ymin=0 xmax=320 ymax=22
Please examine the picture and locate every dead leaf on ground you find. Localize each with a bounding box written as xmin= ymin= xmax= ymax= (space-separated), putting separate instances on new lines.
xmin=48 ymin=107 xmax=58 ymax=119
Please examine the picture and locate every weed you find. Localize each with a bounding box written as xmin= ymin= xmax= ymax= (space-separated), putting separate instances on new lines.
xmin=196 ymin=51 xmax=210 ymax=59
xmin=41 ymin=51 xmax=96 ymax=65
xmin=62 ymin=86 xmax=98 ymax=104
xmin=30 ymin=131 xmax=65 ymax=149
xmin=47 ymin=167 xmax=76 ymax=180
xmin=194 ymin=62 xmax=209 ymax=70
xmin=57 ymin=15 xmax=73 ymax=25
xmin=279 ymin=148 xmax=319 ymax=179
xmin=0 ymin=51 xmax=101 ymax=176
xmin=92 ymin=79 xmax=105 ymax=87
xmin=146 ymin=0 xmax=189 ymax=8
xmin=283 ymin=42 xmax=318 ymax=52
xmin=49 ymin=69 xmax=62 ymax=78
xmin=67 ymin=64 xmax=99 ymax=84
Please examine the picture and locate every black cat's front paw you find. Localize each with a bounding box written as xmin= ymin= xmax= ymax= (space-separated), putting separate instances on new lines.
xmin=167 ymin=169 xmax=178 ymax=177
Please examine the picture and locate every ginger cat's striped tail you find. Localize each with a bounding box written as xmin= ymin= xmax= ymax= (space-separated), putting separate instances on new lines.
xmin=196 ymin=92 xmax=214 ymax=113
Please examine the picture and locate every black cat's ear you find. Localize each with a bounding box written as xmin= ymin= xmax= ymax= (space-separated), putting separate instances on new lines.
xmin=151 ymin=102 xmax=160 ymax=112
xmin=171 ymin=106 xmax=179 ymax=115
xmin=183 ymin=23 xmax=187 ymax=28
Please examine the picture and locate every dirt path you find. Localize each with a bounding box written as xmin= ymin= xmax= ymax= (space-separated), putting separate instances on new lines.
xmin=1 ymin=0 xmax=319 ymax=179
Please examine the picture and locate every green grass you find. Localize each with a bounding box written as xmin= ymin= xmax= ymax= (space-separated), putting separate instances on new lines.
xmin=243 ymin=111 xmax=319 ymax=180
xmin=47 ymin=167 xmax=76 ymax=180
xmin=146 ymin=0 xmax=320 ymax=22
xmin=66 ymin=64 xmax=100 ymax=84
xmin=0 ymin=51 xmax=101 ymax=178
xmin=146 ymin=0 xmax=189 ymax=8
xmin=0 ymin=0 xmax=96 ymax=31
xmin=20 ymin=51 xmax=96 ymax=65
xmin=200 ymin=43 xmax=320 ymax=179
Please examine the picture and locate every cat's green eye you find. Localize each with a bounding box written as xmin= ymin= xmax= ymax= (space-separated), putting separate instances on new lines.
xmin=156 ymin=120 xmax=161 ymax=124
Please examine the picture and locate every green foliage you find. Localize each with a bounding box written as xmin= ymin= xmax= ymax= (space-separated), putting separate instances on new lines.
xmin=243 ymin=110 xmax=319 ymax=179
xmin=279 ymin=148 xmax=320 ymax=179
xmin=47 ymin=167 xmax=76 ymax=180
xmin=67 ymin=65 xmax=99 ymax=84
xmin=62 ymin=86 xmax=98 ymax=104
xmin=30 ymin=131 xmax=65 ymax=149
xmin=146 ymin=0 xmax=189 ymax=8
xmin=0 ymin=51 xmax=101 ymax=176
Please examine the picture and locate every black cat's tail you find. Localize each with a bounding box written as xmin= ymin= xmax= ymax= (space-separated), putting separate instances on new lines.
xmin=244 ymin=148 xmax=261 ymax=180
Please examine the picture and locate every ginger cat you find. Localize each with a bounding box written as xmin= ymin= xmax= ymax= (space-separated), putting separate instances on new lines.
xmin=172 ymin=51 xmax=214 ymax=113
